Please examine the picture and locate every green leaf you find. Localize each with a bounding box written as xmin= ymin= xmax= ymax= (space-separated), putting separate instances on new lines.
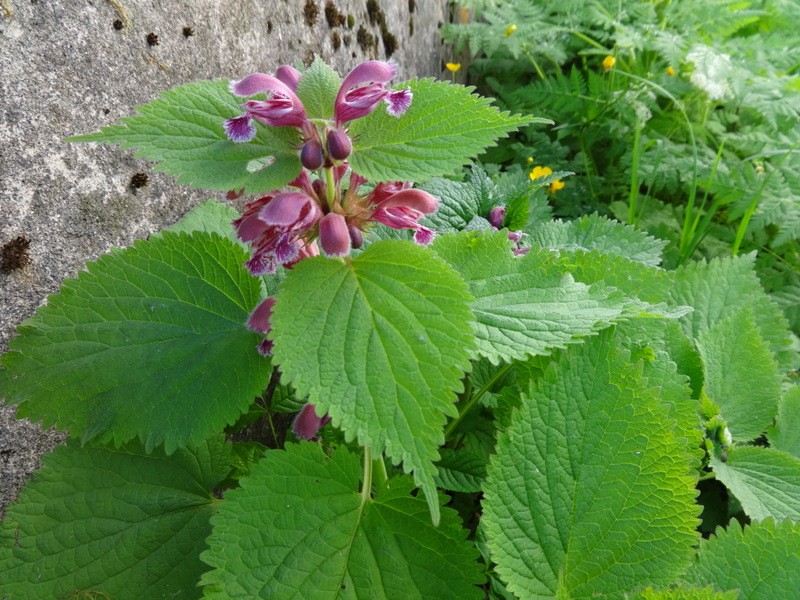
xmin=200 ymin=443 xmax=485 ymax=598
xmin=349 ymin=78 xmax=535 ymax=183
xmin=529 ymin=213 xmax=668 ymax=267
xmin=686 ymin=519 xmax=800 ymax=598
xmin=69 ymin=80 xmax=302 ymax=194
xmin=434 ymin=448 xmax=487 ymax=493
xmin=696 ymin=309 xmax=782 ymax=442
xmin=709 ymin=445 xmax=800 ymax=522
xmin=296 ymin=57 xmax=342 ymax=120
xmin=269 ymin=240 xmax=475 ymax=524
xmin=166 ymin=199 xmax=239 ymax=242
xmin=432 ymin=231 xmax=641 ymax=364
xmin=0 ymin=437 xmax=231 ymax=600
xmin=483 ymin=331 xmax=700 ymax=599
xmin=669 ymin=253 xmax=795 ymax=374
xmin=769 ymin=386 xmax=800 ymax=458
xmin=0 ymin=232 xmax=270 ymax=453
xmin=628 ymin=586 xmax=739 ymax=599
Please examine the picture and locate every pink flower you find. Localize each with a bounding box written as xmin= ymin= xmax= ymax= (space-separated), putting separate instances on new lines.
xmin=319 ymin=213 xmax=351 ymax=257
xmin=334 ymin=61 xmax=412 ymax=126
xmin=369 ymin=186 xmax=438 ymax=245
xmin=247 ymin=297 xmax=276 ymax=356
xmin=293 ymin=403 xmax=331 ymax=440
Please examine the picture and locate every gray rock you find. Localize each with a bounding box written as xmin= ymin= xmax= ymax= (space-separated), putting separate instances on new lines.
xmin=0 ymin=0 xmax=449 ymax=518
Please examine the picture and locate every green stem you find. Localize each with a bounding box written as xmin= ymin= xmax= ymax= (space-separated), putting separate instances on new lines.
xmin=523 ymin=48 xmax=546 ymax=80
xmin=360 ymin=446 xmax=373 ymax=508
xmin=324 ymin=166 xmax=336 ymax=211
xmin=627 ymin=122 xmax=642 ymax=225
xmin=372 ymin=455 xmax=388 ymax=492
xmin=444 ymin=363 xmax=514 ymax=439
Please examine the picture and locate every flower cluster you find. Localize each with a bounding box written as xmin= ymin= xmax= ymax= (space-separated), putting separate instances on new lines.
xmin=227 ymin=60 xmax=439 ymax=440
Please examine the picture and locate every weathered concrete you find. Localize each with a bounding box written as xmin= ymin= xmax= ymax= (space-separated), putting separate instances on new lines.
xmin=0 ymin=0 xmax=450 ymax=517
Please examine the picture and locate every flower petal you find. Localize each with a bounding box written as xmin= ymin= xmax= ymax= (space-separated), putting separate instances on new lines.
xmin=319 ymin=213 xmax=352 ymax=257
xmin=247 ymin=297 xmax=276 ymax=333
xmin=259 ymin=192 xmax=313 ymax=226
xmin=275 ymin=64 xmax=302 ymax=91
xmin=223 ymin=115 xmax=256 ymax=143
xmin=385 ymin=88 xmax=413 ymax=117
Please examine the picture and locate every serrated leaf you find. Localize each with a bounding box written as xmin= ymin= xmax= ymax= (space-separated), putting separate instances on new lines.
xmin=434 ymin=448 xmax=487 ymax=493
xmin=709 ymin=445 xmax=800 ymax=522
xmin=420 ymin=178 xmax=485 ymax=232
xmin=529 ymin=214 xmax=668 ymax=267
xmin=769 ymin=386 xmax=800 ymax=458
xmin=349 ymin=78 xmax=534 ymax=183
xmin=296 ymin=57 xmax=341 ymax=120
xmin=432 ymin=230 xmax=639 ymax=364
xmin=69 ymin=80 xmax=302 ymax=194
xmin=483 ymin=331 xmax=700 ymax=599
xmin=0 ymin=437 xmax=231 ymax=600
xmin=200 ymin=443 xmax=484 ymax=598
xmin=696 ymin=308 xmax=781 ymax=442
xmin=167 ymin=199 xmax=240 ymax=243
xmin=0 ymin=232 xmax=271 ymax=453
xmin=669 ymin=253 xmax=795 ymax=374
xmin=686 ymin=519 xmax=800 ymax=598
xmin=269 ymin=240 xmax=475 ymax=524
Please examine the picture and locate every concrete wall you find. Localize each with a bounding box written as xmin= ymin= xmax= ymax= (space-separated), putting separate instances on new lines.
xmin=0 ymin=0 xmax=450 ymax=517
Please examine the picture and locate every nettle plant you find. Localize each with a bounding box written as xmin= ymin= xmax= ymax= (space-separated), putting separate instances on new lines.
xmin=1 ymin=58 xmax=799 ymax=599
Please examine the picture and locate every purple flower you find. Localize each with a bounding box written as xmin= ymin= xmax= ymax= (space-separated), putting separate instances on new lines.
xmin=247 ymin=297 xmax=276 ymax=356
xmin=334 ymin=61 xmax=412 ymax=126
xmin=293 ymin=403 xmax=331 ymax=440
xmin=369 ymin=186 xmax=438 ymax=245
xmin=224 ymin=71 xmax=311 ymax=142
xmin=319 ymin=213 xmax=351 ymax=257
xmin=488 ymin=206 xmax=506 ymax=229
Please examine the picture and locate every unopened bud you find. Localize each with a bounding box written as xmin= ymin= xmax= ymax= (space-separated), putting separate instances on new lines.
xmin=326 ymin=129 xmax=352 ymax=161
xmin=488 ymin=206 xmax=506 ymax=228
xmin=348 ymin=223 xmax=364 ymax=249
xmin=319 ymin=213 xmax=352 ymax=257
xmin=300 ymin=139 xmax=324 ymax=170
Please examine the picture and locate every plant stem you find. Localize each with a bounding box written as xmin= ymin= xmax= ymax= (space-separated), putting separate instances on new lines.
xmin=444 ymin=362 xmax=514 ymax=439
xmin=360 ymin=445 xmax=373 ymax=508
xmin=372 ymin=455 xmax=388 ymax=492
xmin=324 ymin=166 xmax=336 ymax=210
xmin=627 ymin=122 xmax=642 ymax=225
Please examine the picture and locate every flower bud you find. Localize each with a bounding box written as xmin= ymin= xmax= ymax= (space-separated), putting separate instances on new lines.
xmin=348 ymin=223 xmax=364 ymax=249
xmin=488 ymin=206 xmax=506 ymax=228
xmin=319 ymin=213 xmax=352 ymax=257
xmin=292 ymin=403 xmax=331 ymax=440
xmin=300 ymin=139 xmax=324 ymax=170
xmin=326 ymin=129 xmax=352 ymax=161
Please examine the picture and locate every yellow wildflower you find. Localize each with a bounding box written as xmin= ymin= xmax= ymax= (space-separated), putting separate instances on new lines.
xmin=529 ymin=165 xmax=553 ymax=180
xmin=526 ymin=156 xmax=534 ymax=164
xmin=548 ymin=179 xmax=565 ymax=193
xmin=603 ymin=55 xmax=616 ymax=70
xmin=446 ymin=62 xmax=461 ymax=73
xmin=666 ymin=65 xmax=676 ymax=76
xmin=504 ymin=24 xmax=517 ymax=37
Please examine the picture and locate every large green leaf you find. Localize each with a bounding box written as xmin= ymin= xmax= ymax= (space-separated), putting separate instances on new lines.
xmin=709 ymin=445 xmax=800 ymax=522
xmin=768 ymin=385 xmax=800 ymax=458
xmin=686 ymin=519 xmax=800 ymax=598
xmin=432 ymin=231 xmax=648 ymax=364
xmin=269 ymin=240 xmax=475 ymax=524
xmin=349 ymin=78 xmax=536 ymax=182
xmin=627 ymin=587 xmax=739 ymax=600
xmin=0 ymin=232 xmax=270 ymax=453
xmin=696 ymin=309 xmax=781 ymax=442
xmin=69 ymin=80 xmax=302 ymax=194
xmin=0 ymin=437 xmax=231 ymax=599
xmin=200 ymin=442 xmax=484 ymax=598
xmin=529 ymin=213 xmax=668 ymax=267
xmin=296 ymin=57 xmax=341 ymax=120
xmin=669 ymin=253 xmax=795 ymax=374
xmin=483 ymin=331 xmax=700 ymax=599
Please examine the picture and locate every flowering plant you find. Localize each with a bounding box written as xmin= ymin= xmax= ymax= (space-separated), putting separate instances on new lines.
xmin=1 ymin=58 xmax=798 ymax=599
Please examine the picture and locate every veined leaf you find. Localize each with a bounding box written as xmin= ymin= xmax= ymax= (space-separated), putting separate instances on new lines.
xmin=483 ymin=331 xmax=700 ymax=599
xmin=69 ymin=80 xmax=302 ymax=194
xmin=670 ymin=253 xmax=795 ymax=374
xmin=200 ymin=443 xmax=484 ymax=598
xmin=349 ymin=78 xmax=536 ymax=183
xmin=432 ymin=231 xmax=646 ymax=364
xmin=0 ymin=232 xmax=270 ymax=453
xmin=696 ymin=308 xmax=781 ymax=442
xmin=0 ymin=437 xmax=231 ymax=600
xmin=529 ymin=213 xmax=668 ymax=267
xmin=627 ymin=587 xmax=739 ymax=599
xmin=296 ymin=57 xmax=341 ymax=120
xmin=434 ymin=448 xmax=487 ymax=493
xmin=269 ymin=240 xmax=475 ymax=524
xmin=710 ymin=445 xmax=800 ymax=522
xmin=166 ymin=199 xmax=240 ymax=243
xmin=769 ymin=386 xmax=800 ymax=458
xmin=686 ymin=519 xmax=800 ymax=598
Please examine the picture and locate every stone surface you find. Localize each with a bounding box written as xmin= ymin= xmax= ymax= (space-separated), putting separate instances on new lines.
xmin=0 ymin=0 xmax=449 ymax=518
